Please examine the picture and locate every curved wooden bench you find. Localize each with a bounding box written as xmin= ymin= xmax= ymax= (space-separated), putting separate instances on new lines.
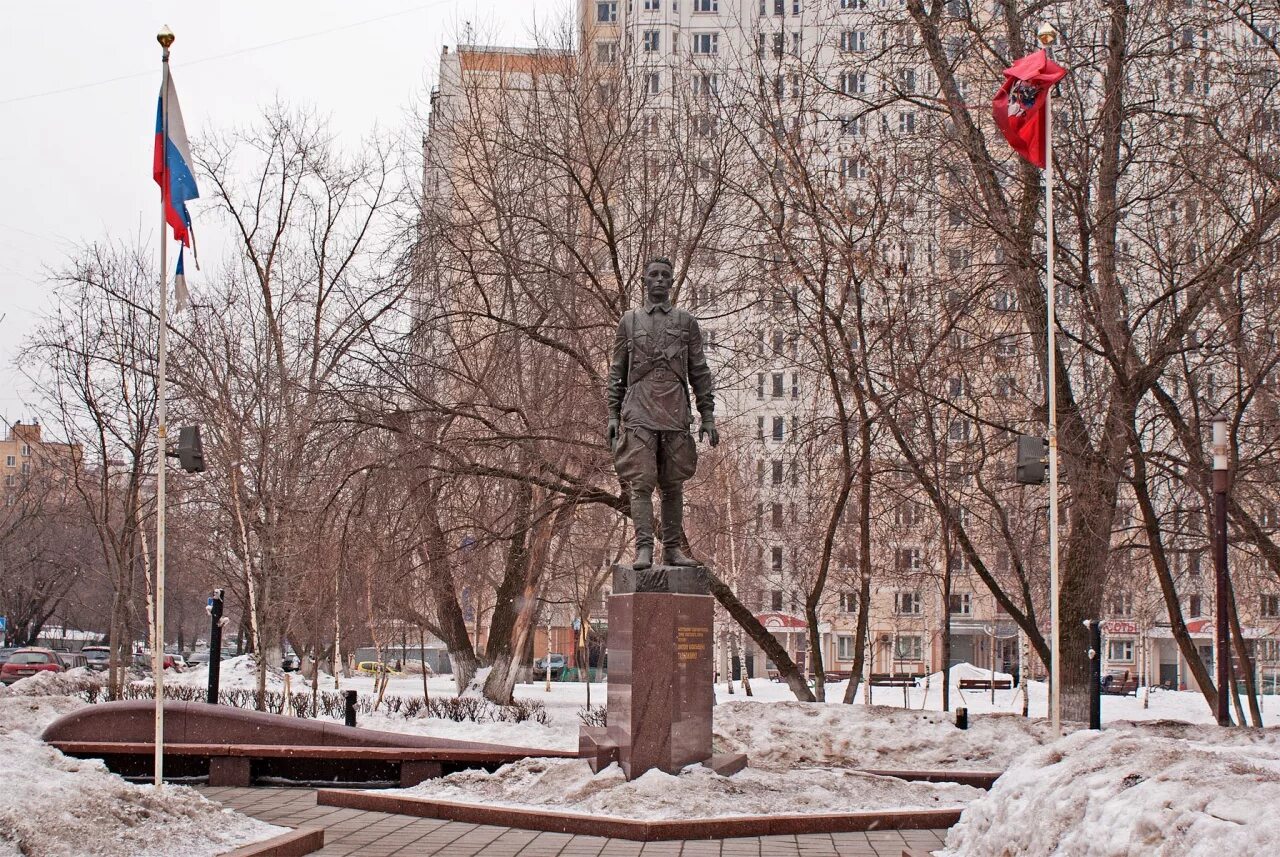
xmin=43 ymin=701 xmax=572 ymax=786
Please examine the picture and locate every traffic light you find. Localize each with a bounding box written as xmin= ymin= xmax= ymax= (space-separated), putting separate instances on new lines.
xmin=1015 ymin=434 xmax=1048 ymax=485
xmin=176 ymin=425 xmax=205 ymax=473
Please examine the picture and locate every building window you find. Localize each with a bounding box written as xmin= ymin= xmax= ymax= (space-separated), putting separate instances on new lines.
xmin=1109 ymin=593 xmax=1134 ymax=618
xmin=995 ymin=338 xmax=1018 ymax=358
xmin=898 ymin=111 xmax=917 ymax=134
xmin=757 ymin=416 xmax=765 ymax=440
xmin=772 ymin=460 xmax=784 ymax=484
xmin=839 ymin=157 xmax=867 ymax=180
xmin=1189 ymin=594 xmax=1202 ymax=618
xmin=770 ymin=589 xmax=784 ymax=611
xmin=693 ymin=0 xmax=717 ymax=10
xmin=949 ymin=593 xmax=972 ymax=615
xmin=837 ymin=634 xmax=855 ymax=660
xmin=772 ymin=416 xmax=784 ymax=441
xmin=894 ymin=635 xmax=923 ymax=661
xmin=791 ymin=373 xmax=799 ymax=398
xmin=948 ymin=419 xmax=971 ymax=442
xmin=757 ymin=372 xmax=765 ymax=399
xmin=1106 ymin=639 xmax=1135 ymax=663
xmin=840 ymin=0 xmax=868 ymax=8
xmin=643 ymin=29 xmax=660 ymax=52
xmin=894 ymin=590 xmax=922 ymax=614
xmin=771 ymin=502 xmax=783 ymax=529
xmin=691 ymin=32 xmax=719 ymax=55
xmin=20 ymin=463 xmax=30 ymax=475
xmin=948 ymin=376 xmax=965 ymax=399
xmin=992 ymin=290 xmax=1018 ymax=311
xmin=899 ymin=68 xmax=917 ymax=93
xmin=894 ymin=503 xmax=917 ymax=527
xmin=597 ymin=1 xmax=618 ymax=22
xmin=596 ymin=41 xmax=618 ymax=64
xmin=840 ymin=592 xmax=858 ymax=613
xmin=947 ymin=554 xmax=968 ymax=575
xmin=694 ymin=114 xmax=717 ymax=136
xmin=839 ymin=115 xmax=866 ymax=137
xmin=644 ymin=72 xmax=660 ymax=95
xmin=895 ymin=549 xmax=922 ymax=573
xmin=772 ymin=373 xmax=784 ymax=398
xmin=840 ymin=30 xmax=868 ymax=52
xmin=1257 ymin=639 xmax=1280 ymax=662
xmin=3 ymin=475 xmax=14 ymax=487
xmin=4 ymin=456 xmax=13 ymax=467
xmin=838 ymin=73 xmax=865 ymax=99
xmin=1263 ymin=594 xmax=1280 ymax=618
xmin=771 ymin=547 xmax=784 ymax=573
xmin=692 ymin=73 xmax=719 ymax=97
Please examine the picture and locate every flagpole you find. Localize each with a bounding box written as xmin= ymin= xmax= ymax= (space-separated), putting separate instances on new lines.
xmin=154 ymin=25 xmax=174 ymax=788
xmin=1038 ymin=22 xmax=1061 ymax=735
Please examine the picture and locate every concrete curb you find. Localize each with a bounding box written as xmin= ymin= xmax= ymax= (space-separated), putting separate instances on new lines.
xmin=219 ymin=827 xmax=324 ymax=857
xmin=316 ymin=789 xmax=964 ymax=841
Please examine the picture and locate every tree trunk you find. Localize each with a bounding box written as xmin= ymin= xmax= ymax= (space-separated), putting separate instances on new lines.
xmin=705 ymin=567 xmax=815 ymax=702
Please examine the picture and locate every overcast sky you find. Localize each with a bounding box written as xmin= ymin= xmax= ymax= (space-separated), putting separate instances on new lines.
xmin=0 ymin=0 xmax=555 ymax=423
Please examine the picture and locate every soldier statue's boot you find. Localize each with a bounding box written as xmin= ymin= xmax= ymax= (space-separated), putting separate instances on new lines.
xmin=660 ymin=486 xmax=700 ymax=567
xmin=631 ymin=490 xmax=655 ymax=570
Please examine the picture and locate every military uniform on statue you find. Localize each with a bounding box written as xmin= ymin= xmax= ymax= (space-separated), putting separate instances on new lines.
xmin=606 ymin=257 xmax=718 ymax=570
xmin=582 ymin=257 xmax=746 ymax=781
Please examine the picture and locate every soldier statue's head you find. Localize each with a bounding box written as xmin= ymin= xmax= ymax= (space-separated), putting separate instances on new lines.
xmin=644 ymin=256 xmax=674 ymax=304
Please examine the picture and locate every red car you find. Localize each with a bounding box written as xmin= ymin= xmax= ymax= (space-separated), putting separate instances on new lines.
xmin=0 ymin=648 xmax=66 ymax=685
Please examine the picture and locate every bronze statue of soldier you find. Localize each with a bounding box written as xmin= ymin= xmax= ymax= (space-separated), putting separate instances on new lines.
xmin=607 ymin=257 xmax=718 ymax=570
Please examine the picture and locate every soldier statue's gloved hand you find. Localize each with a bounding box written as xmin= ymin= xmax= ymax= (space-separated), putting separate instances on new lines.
xmin=699 ymin=418 xmax=719 ymax=447
xmin=607 ymin=417 xmax=620 ymax=452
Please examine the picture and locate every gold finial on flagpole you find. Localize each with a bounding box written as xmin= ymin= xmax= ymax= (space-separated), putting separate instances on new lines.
xmin=158 ymin=25 xmax=175 ymax=50
xmin=1037 ymin=23 xmax=1058 ymax=46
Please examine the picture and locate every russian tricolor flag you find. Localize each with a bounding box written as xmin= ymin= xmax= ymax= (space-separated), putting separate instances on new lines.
xmin=153 ymin=70 xmax=199 ymax=246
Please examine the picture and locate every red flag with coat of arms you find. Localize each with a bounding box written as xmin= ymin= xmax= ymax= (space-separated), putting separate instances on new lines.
xmin=991 ymin=49 xmax=1067 ymax=169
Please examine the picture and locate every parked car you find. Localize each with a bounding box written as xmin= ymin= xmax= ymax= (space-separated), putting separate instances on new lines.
xmin=81 ymin=646 xmax=111 ymax=672
xmin=534 ymin=653 xmax=567 ymax=679
xmin=0 ymin=648 xmax=65 ymax=684
xmin=355 ymin=660 xmax=401 ymax=676
xmin=281 ymin=652 xmax=300 ymax=672
xmin=58 ymin=652 xmax=88 ymax=670
xmin=185 ymin=650 xmax=210 ymax=667
xmin=0 ymin=647 xmax=20 ymax=667
xmin=131 ymin=651 xmax=185 ymax=672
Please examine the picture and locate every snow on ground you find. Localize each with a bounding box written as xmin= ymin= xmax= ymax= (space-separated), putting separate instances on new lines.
xmin=0 ymin=677 xmax=284 ymax=857
xmin=941 ymin=724 xmax=1280 ymax=857
xmin=714 ymin=701 xmax=1060 ymax=771
xmin=400 ymin=757 xmax=981 ymax=819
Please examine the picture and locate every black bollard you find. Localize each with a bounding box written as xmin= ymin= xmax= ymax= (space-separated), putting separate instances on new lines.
xmin=344 ymin=689 xmax=358 ymax=727
xmin=955 ymin=706 xmax=969 ymax=730
xmin=1088 ymin=619 xmax=1102 ymax=730
xmin=206 ymin=589 xmax=224 ymax=705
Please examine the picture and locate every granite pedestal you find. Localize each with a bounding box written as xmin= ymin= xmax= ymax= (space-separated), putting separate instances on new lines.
xmin=580 ymin=564 xmax=745 ymax=780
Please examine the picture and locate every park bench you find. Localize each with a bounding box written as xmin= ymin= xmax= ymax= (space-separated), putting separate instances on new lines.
xmin=42 ymin=700 xmax=572 ymax=787
xmin=958 ymin=678 xmax=1013 ymax=691
xmin=869 ymin=672 xmax=920 ymax=687
xmin=1101 ymin=671 xmax=1140 ymax=696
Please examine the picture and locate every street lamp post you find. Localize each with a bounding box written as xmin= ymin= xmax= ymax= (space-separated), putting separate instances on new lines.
xmin=1212 ymin=415 xmax=1232 ymax=727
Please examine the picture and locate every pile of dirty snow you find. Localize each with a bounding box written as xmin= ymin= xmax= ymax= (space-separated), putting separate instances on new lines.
xmin=714 ymin=701 xmax=1063 ymax=771
xmin=0 ymin=667 xmax=104 ymax=700
xmin=402 ymin=757 xmax=981 ymax=819
xmin=0 ymin=689 xmax=283 ymax=856
xmin=942 ymin=725 xmax=1280 ymax=857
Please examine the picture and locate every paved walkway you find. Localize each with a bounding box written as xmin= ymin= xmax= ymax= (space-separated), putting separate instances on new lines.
xmin=201 ymin=787 xmax=948 ymax=857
